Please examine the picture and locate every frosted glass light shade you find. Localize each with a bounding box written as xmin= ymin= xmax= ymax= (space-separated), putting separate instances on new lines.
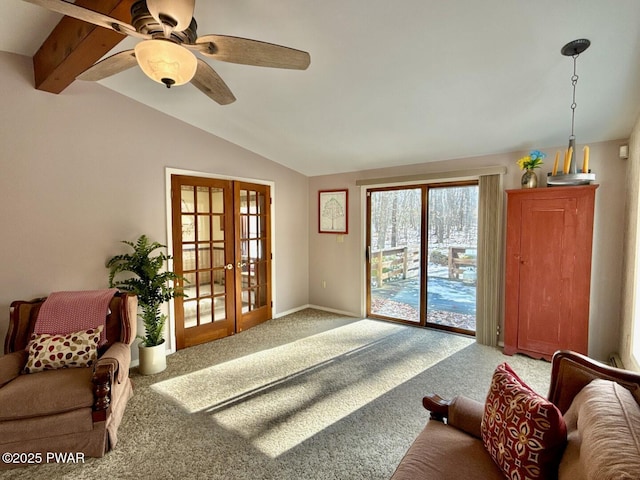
xmin=134 ymin=40 xmax=197 ymax=87
xmin=147 ymin=0 xmax=195 ymax=31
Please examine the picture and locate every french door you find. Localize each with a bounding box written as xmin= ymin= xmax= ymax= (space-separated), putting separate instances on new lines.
xmin=366 ymin=182 xmax=478 ymax=335
xmin=171 ymin=175 xmax=272 ymax=349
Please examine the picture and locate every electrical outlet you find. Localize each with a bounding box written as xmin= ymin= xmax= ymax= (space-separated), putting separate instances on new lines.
xmin=322 ymin=280 xmax=327 ymax=289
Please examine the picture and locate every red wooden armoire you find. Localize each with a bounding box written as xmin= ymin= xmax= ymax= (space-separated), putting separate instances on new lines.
xmin=504 ymin=185 xmax=598 ymax=360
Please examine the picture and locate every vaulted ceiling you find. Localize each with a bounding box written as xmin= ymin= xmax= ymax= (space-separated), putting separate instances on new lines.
xmin=2 ymin=0 xmax=640 ymax=176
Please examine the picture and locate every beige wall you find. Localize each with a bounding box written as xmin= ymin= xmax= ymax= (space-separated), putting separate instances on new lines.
xmin=309 ymin=140 xmax=628 ymax=361
xmin=0 ymin=52 xmax=309 ymax=355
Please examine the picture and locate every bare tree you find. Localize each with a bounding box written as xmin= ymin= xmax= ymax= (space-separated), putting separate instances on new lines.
xmin=370 ymin=186 xmax=477 ymax=251
xmin=322 ymin=197 xmax=345 ymax=230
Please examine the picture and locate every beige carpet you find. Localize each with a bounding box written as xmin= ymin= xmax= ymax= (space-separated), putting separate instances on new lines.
xmin=4 ymin=309 xmax=551 ymax=480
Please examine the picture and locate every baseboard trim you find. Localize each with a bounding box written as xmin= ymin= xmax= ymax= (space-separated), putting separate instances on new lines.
xmin=307 ymin=304 xmax=360 ymax=318
xmin=609 ymin=352 xmax=625 ymax=369
xmin=274 ymin=304 xmax=312 ymax=318
xmin=275 ymin=304 xmax=359 ymax=318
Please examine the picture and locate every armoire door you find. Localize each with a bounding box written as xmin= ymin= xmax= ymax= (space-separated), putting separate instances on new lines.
xmin=517 ymin=196 xmax=578 ymax=355
xmin=171 ymin=175 xmax=272 ymax=349
xmin=504 ymin=185 xmax=598 ymax=359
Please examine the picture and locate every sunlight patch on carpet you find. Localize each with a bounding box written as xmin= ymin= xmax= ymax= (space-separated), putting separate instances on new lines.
xmin=151 ymin=319 xmax=473 ymax=457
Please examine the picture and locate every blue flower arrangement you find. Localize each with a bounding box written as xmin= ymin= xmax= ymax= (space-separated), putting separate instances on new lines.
xmin=517 ymin=150 xmax=546 ymax=170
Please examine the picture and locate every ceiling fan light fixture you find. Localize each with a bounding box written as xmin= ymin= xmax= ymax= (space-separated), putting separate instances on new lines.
xmin=147 ymin=0 xmax=195 ymax=32
xmin=134 ymin=39 xmax=197 ymax=87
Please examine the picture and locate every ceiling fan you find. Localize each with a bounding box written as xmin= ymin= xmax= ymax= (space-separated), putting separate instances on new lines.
xmin=24 ymin=0 xmax=311 ymax=105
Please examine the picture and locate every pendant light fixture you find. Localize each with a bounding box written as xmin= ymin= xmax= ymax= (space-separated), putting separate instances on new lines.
xmin=547 ymin=39 xmax=596 ymax=186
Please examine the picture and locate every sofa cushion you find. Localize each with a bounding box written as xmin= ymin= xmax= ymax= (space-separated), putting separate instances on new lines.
xmin=559 ymin=378 xmax=640 ymax=480
xmin=0 ymin=408 xmax=93 ymax=444
xmin=23 ymin=326 xmax=102 ymax=374
xmin=0 ymin=367 xmax=94 ymax=421
xmin=481 ymin=362 xmax=567 ymax=480
xmin=390 ymin=420 xmax=504 ymax=480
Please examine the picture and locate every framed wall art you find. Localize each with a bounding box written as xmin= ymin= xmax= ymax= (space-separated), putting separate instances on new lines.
xmin=318 ymin=189 xmax=348 ymax=234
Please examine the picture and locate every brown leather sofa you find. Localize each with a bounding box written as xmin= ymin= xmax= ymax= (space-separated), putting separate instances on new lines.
xmin=0 ymin=292 xmax=137 ymax=467
xmin=391 ymin=350 xmax=640 ymax=479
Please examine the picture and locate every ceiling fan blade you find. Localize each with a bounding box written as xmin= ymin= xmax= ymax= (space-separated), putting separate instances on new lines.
xmin=193 ymin=35 xmax=311 ymax=70
xmin=23 ymin=0 xmax=149 ymax=39
xmin=77 ymin=50 xmax=137 ymax=81
xmin=191 ymin=59 xmax=236 ymax=105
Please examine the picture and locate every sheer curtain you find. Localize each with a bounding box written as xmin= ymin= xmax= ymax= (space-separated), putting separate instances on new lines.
xmin=476 ymin=174 xmax=503 ymax=346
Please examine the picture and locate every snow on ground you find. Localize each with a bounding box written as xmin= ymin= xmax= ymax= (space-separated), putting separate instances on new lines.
xmin=370 ymin=272 xmax=477 ymax=332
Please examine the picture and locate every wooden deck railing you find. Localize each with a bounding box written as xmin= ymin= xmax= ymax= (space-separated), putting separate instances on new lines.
xmin=371 ymin=245 xmax=477 ymax=286
xmin=370 ymin=246 xmax=420 ymax=286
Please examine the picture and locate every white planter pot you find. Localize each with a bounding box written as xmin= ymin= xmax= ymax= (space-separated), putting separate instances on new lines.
xmin=138 ymin=341 xmax=167 ymax=375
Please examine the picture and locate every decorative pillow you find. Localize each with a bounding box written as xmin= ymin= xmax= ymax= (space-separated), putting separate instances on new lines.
xmin=481 ymin=362 xmax=567 ymax=480
xmin=23 ymin=326 xmax=103 ymax=374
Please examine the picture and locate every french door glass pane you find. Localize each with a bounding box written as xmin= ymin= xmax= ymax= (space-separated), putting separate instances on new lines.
xmin=211 ymin=189 xmax=224 ymax=214
xmin=197 ymin=187 xmax=210 ymax=213
xmin=199 ymin=298 xmax=213 ymax=324
xmin=197 ymin=216 xmax=210 ymax=241
xmin=197 ymin=246 xmax=211 ymax=269
xmin=199 ymin=271 xmax=212 ymax=296
xmin=369 ymin=188 xmax=422 ymax=322
xmin=426 ymin=185 xmax=478 ymax=332
xmin=181 ymin=186 xmax=194 ymax=211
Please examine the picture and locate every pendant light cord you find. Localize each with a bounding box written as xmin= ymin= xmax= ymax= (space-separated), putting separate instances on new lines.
xmin=570 ymin=54 xmax=579 ymax=140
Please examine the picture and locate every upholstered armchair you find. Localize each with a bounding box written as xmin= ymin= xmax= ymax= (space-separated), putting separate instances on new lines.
xmin=0 ymin=292 xmax=137 ymax=467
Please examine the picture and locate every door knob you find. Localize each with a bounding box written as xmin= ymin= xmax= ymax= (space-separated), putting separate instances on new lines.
xmin=225 ymin=264 xmax=234 ymax=270
xmin=237 ymin=262 xmax=247 ymax=268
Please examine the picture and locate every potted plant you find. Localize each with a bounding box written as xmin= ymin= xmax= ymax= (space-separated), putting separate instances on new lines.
xmin=106 ymin=235 xmax=184 ymax=375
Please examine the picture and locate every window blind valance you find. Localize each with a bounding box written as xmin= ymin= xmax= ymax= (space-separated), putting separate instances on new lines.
xmin=355 ymin=166 xmax=506 ymax=187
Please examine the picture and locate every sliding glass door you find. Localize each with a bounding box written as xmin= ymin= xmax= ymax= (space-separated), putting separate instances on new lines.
xmin=426 ymin=185 xmax=478 ymax=333
xmin=366 ymin=183 xmax=478 ymax=335
xmin=367 ymin=187 xmax=423 ymax=323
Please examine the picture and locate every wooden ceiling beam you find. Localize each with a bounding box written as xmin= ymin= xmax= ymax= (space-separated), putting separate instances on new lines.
xmin=33 ymin=0 xmax=135 ymax=94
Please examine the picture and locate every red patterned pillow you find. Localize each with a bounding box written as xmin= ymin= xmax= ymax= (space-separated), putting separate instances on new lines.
xmin=481 ymin=362 xmax=567 ymax=480
xmin=23 ymin=326 xmax=103 ymax=374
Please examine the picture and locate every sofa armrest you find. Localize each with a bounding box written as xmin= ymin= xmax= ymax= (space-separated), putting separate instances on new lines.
xmin=423 ymin=394 xmax=451 ymax=422
xmin=447 ymin=395 xmax=484 ymax=439
xmin=423 ymin=394 xmax=484 ymax=439
xmin=0 ymin=350 xmax=27 ymax=388
xmin=92 ymin=363 xmax=113 ymax=422
xmin=549 ymin=350 xmax=640 ymax=413
xmin=98 ymin=342 xmax=131 ymax=384
xmin=91 ymin=342 xmax=131 ymax=422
